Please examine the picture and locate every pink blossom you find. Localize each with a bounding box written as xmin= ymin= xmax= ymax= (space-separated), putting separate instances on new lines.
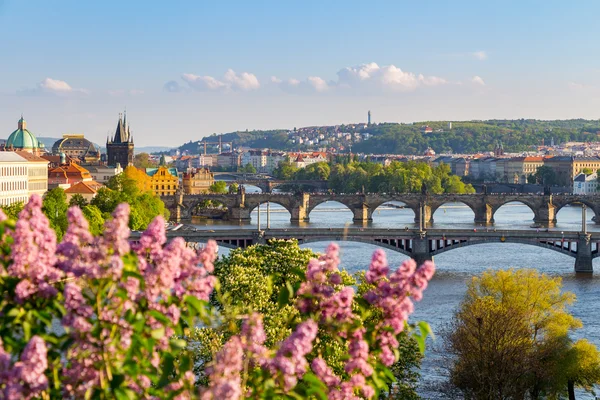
xmin=202 ymin=336 xmax=243 ymax=400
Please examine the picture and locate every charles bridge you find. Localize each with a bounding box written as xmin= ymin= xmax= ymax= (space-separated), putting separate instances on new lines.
xmin=212 ymin=172 xmax=328 ymax=193
xmin=131 ymin=227 xmax=600 ymax=273
xmin=162 ymin=191 xmax=600 ymax=227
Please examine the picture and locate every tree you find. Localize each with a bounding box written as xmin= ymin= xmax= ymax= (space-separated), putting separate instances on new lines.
xmin=68 ymin=194 xmax=88 ymax=208
xmin=582 ymin=167 xmax=594 ymax=175
xmin=133 ymin=152 xmax=156 ymax=169
xmin=81 ymin=204 xmax=105 ymax=235
xmin=527 ymin=173 xmax=537 ymax=184
xmin=272 ymin=157 xmax=298 ymax=180
xmin=531 ymin=166 xmax=557 ymax=185
xmin=42 ymin=188 xmax=69 ymax=239
xmin=208 ymin=181 xmax=228 ymax=194
xmin=446 ymin=269 xmax=600 ymax=399
xmin=228 ymin=182 xmax=239 ymax=194
xmin=240 ymin=162 xmax=257 ymax=174
xmin=0 ymin=202 xmax=24 ymax=220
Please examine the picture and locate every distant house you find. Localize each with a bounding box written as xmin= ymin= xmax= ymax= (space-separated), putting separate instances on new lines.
xmin=420 ymin=125 xmax=433 ymax=134
xmin=573 ymin=172 xmax=598 ymax=194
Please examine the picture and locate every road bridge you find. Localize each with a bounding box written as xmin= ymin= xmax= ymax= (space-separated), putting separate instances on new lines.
xmin=162 ymin=192 xmax=600 ymax=227
xmin=132 ymin=228 xmax=599 ymax=273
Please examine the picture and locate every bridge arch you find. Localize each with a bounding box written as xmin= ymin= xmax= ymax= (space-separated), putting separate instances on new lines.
xmin=430 ymin=201 xmax=477 ymax=226
xmin=491 ymin=200 xmax=537 ymax=225
xmin=553 ymin=198 xmax=600 ymax=222
xmin=247 ymin=201 xmax=294 ymax=216
xmin=299 ymin=237 xmax=413 ymax=257
xmin=429 ymin=237 xmax=579 ymax=258
xmin=370 ymin=201 xmax=416 ymax=226
xmin=307 ymin=200 xmax=354 ymax=224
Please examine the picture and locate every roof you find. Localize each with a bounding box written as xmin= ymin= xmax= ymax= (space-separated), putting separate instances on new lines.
xmin=146 ymin=166 xmax=178 ymax=177
xmin=51 ymin=136 xmax=100 ymax=155
xmin=0 ymin=152 xmax=27 ymax=162
xmin=64 ymin=181 xmax=98 ymax=195
xmin=14 ymin=151 xmax=49 ymax=163
xmin=50 ymin=163 xmax=92 ymax=179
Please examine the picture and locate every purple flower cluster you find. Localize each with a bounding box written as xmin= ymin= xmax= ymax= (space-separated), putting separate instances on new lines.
xmin=8 ymin=195 xmax=63 ymax=301
xmin=297 ymin=243 xmax=354 ymax=324
xmin=268 ymin=319 xmax=319 ymax=391
xmin=201 ymin=336 xmax=243 ymax=400
xmin=364 ymin=250 xmax=435 ymax=366
xmin=0 ymin=336 xmax=48 ymax=400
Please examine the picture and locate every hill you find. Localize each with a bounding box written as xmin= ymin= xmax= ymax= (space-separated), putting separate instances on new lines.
xmin=175 ymin=119 xmax=600 ymax=155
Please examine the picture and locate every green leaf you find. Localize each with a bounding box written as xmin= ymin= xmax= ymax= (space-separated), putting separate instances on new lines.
xmin=22 ymin=321 xmax=31 ymax=341
xmin=148 ymin=310 xmax=171 ymax=325
xmin=170 ymin=339 xmax=187 ymax=350
xmin=151 ymin=327 xmax=165 ymax=340
xmin=278 ymin=284 xmax=290 ymax=308
xmin=157 ymin=354 xmax=175 ymax=388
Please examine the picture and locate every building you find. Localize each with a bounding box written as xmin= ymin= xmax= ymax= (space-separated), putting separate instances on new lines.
xmin=242 ymin=150 xmax=268 ymax=172
xmin=217 ymin=152 xmax=242 ymax=170
xmin=368 ymin=110 xmax=371 ymax=125
xmin=48 ymin=163 xmax=93 ymax=189
xmin=15 ymin=151 xmax=49 ymax=198
xmin=573 ymin=173 xmax=598 ymax=194
xmin=106 ymin=112 xmax=134 ymax=167
xmin=182 ymin=168 xmax=214 ymax=194
xmin=572 ymin=157 xmax=600 ymax=180
xmin=2 ymin=116 xmax=45 ymax=155
xmin=51 ymin=134 xmax=101 ymax=163
xmin=0 ymin=152 xmax=30 ymax=206
xmin=64 ymin=181 xmax=100 ymax=203
xmin=84 ymin=164 xmax=123 ymax=184
xmin=146 ymin=166 xmax=179 ymax=196
xmin=545 ymin=156 xmax=573 ymax=186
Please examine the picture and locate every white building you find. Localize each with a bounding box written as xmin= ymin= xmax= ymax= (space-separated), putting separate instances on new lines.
xmin=0 ymin=152 xmax=32 ymax=206
xmin=573 ymin=173 xmax=598 ymax=194
xmin=85 ymin=164 xmax=123 ymax=184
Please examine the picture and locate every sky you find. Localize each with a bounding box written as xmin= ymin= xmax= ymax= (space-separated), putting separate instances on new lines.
xmin=1 ymin=0 xmax=600 ymax=146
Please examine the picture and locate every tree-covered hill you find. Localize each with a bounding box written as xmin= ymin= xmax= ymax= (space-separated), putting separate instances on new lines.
xmin=176 ymin=119 xmax=600 ymax=155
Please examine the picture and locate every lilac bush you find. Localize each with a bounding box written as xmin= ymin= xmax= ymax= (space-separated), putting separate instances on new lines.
xmin=0 ymin=195 xmax=434 ymax=399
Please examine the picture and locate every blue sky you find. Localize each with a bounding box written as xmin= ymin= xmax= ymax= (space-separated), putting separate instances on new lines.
xmin=1 ymin=0 xmax=600 ymax=146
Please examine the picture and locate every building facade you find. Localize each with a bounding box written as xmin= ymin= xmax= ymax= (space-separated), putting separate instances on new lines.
xmin=573 ymin=173 xmax=598 ymax=194
xmin=146 ymin=166 xmax=179 ymax=196
xmin=106 ymin=113 xmax=134 ymax=167
xmin=52 ymin=134 xmax=101 ymax=163
xmin=0 ymin=153 xmax=29 ymax=206
xmin=48 ymin=163 xmax=93 ymax=189
xmin=182 ymin=168 xmax=214 ymax=194
xmin=15 ymin=151 xmax=49 ymax=198
xmin=84 ymin=164 xmax=124 ymax=184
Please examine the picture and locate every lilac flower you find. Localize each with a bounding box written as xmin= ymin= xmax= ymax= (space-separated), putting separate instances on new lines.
xmin=56 ymin=206 xmax=94 ymax=277
xmin=269 ymin=320 xmax=318 ymax=391
xmin=311 ymin=357 xmax=340 ymax=389
xmin=0 ymin=336 xmax=49 ymax=399
xmin=202 ymin=336 xmax=243 ymax=400
xmin=8 ymin=195 xmax=62 ymax=301
xmin=240 ymin=313 xmax=269 ymax=365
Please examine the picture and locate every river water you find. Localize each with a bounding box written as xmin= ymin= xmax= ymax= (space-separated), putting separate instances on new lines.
xmin=191 ymin=195 xmax=600 ymax=398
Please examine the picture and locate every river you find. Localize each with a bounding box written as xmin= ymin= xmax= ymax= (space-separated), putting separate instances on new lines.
xmin=191 ymin=196 xmax=600 ymax=398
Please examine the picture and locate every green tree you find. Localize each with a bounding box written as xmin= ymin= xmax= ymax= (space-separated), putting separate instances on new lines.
xmin=531 ymin=166 xmax=557 ymax=185
xmin=42 ymin=188 xmax=69 ymax=239
xmin=0 ymin=202 xmax=24 ymax=220
xmin=69 ymin=193 xmax=88 ymax=208
xmin=228 ymin=182 xmax=239 ymax=193
xmin=446 ymin=269 xmax=600 ymax=399
xmin=81 ymin=204 xmax=105 ymax=235
xmin=272 ymin=157 xmax=298 ymax=180
xmin=209 ymin=181 xmax=228 ymax=194
xmin=133 ymin=152 xmax=156 ymax=169
xmin=582 ymin=167 xmax=594 ymax=175
xmin=241 ymin=162 xmax=257 ymax=174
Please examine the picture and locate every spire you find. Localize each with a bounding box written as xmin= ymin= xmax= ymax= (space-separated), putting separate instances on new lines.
xmin=113 ymin=113 xmax=127 ymax=143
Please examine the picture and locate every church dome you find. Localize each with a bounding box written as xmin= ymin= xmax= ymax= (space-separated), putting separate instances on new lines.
xmin=6 ymin=117 xmax=44 ymax=150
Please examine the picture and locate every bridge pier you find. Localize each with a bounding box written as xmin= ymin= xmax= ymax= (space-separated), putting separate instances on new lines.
xmin=575 ymin=235 xmax=593 ymax=273
xmin=412 ymin=237 xmax=433 ymax=266
xmin=414 ymin=206 xmax=433 ymax=226
xmin=352 ymin=204 xmax=372 ymax=224
xmin=533 ymin=205 xmax=557 ymax=227
xmin=474 ymin=204 xmax=494 ymax=225
xmin=227 ymin=207 xmax=251 ymax=223
xmin=290 ymin=193 xmax=311 ymax=223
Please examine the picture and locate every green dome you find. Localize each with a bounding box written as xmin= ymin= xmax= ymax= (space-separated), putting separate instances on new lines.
xmin=6 ymin=117 xmax=44 ymax=150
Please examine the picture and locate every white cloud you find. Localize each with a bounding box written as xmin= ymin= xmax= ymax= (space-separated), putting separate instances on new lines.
xmin=181 ymin=69 xmax=260 ymax=92
xmin=471 ymin=76 xmax=486 ymax=86
xmin=336 ymin=63 xmax=447 ymax=92
xmin=39 ymin=78 xmax=73 ymax=92
xmin=18 ymin=78 xmax=88 ymax=96
xmin=472 ymin=51 xmax=488 ymax=61
xmin=307 ymin=76 xmax=329 ymax=92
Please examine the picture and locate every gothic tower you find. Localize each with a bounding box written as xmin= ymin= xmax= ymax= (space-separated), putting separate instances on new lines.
xmin=106 ymin=111 xmax=135 ymax=167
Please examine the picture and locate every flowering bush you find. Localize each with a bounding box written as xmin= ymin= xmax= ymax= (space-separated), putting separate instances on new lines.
xmin=0 ymin=195 xmax=434 ymax=399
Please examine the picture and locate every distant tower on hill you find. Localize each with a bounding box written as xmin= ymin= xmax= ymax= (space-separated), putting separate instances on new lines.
xmin=368 ymin=110 xmax=371 ymax=125
xmin=448 ymin=121 xmax=452 ymax=130
xmin=106 ymin=110 xmax=134 ymax=167
xmin=494 ymin=141 xmax=504 ymax=156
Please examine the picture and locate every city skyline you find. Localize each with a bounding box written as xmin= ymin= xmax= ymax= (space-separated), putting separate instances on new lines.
xmin=2 ymin=0 xmax=600 ymax=146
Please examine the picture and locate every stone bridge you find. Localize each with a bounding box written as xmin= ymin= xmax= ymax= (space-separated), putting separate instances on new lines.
xmin=132 ymin=228 xmax=600 ymax=273
xmin=213 ymin=174 xmax=328 ymax=193
xmin=162 ymin=192 xmax=600 ymax=227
